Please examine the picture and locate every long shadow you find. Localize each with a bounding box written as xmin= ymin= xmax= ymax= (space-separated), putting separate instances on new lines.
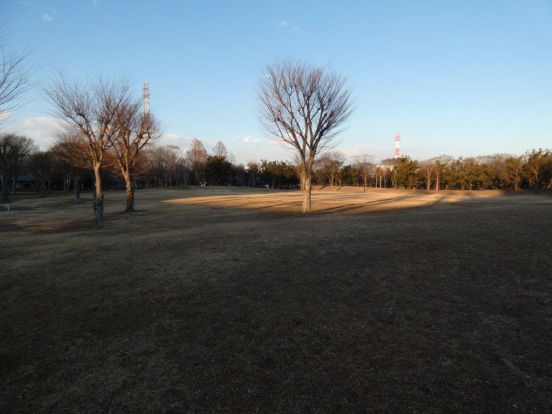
xmin=315 ymin=193 xmax=426 ymax=215
xmin=0 ymin=189 xmax=524 ymax=240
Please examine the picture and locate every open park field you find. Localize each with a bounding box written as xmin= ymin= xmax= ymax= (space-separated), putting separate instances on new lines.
xmin=1 ymin=187 xmax=552 ymax=412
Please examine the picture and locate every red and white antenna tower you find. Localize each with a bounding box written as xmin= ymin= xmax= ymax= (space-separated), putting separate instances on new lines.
xmin=394 ymin=133 xmax=401 ymax=159
xmin=142 ymin=82 xmax=150 ymax=114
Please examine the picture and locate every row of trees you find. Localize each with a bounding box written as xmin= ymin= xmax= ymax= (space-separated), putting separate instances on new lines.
xmin=47 ymin=77 xmax=161 ymax=224
xmin=4 ymin=131 xmax=550 ymax=199
xmin=0 ymin=133 xmax=301 ymax=203
xmin=389 ymin=151 xmax=552 ymax=192
xmin=310 ymin=150 xmax=552 ymax=192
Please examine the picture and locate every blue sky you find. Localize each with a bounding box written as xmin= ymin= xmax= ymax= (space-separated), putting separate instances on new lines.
xmin=2 ymin=0 xmax=551 ymax=162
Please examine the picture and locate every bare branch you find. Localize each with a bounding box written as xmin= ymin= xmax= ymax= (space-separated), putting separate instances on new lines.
xmin=0 ymin=30 xmax=29 ymax=119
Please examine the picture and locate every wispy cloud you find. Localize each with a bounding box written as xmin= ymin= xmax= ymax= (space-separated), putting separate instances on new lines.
xmin=8 ymin=116 xmax=65 ymax=150
xmin=16 ymin=0 xmax=58 ymax=22
xmin=42 ymin=12 xmax=54 ymax=23
xmin=242 ymin=136 xmax=260 ymax=144
xmin=158 ymin=132 xmax=190 ymax=151
xmin=0 ymin=111 xmax=12 ymax=123
xmin=278 ymin=18 xmax=300 ymax=32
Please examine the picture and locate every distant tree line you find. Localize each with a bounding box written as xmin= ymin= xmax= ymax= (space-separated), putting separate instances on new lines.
xmin=312 ymin=150 xmax=552 ymax=193
xmin=0 ymin=134 xmax=302 ymax=204
xmin=3 ymin=133 xmax=551 ymax=201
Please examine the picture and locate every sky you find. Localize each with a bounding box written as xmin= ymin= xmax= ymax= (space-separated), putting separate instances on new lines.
xmin=2 ymin=0 xmax=551 ymax=163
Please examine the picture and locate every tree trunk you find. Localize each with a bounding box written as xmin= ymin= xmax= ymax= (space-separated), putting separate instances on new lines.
xmin=297 ymin=171 xmax=304 ymax=191
xmin=426 ymin=172 xmax=431 ymax=191
xmin=63 ymin=175 xmax=70 ymax=195
xmin=435 ymin=174 xmax=440 ymax=192
xmin=302 ymin=174 xmax=312 ymax=213
xmin=39 ymin=181 xmax=47 ymax=197
xmin=123 ymin=172 xmax=135 ymax=212
xmin=93 ymin=163 xmax=104 ymax=226
xmin=2 ymin=175 xmax=9 ymax=203
xmin=74 ymin=175 xmax=81 ymax=204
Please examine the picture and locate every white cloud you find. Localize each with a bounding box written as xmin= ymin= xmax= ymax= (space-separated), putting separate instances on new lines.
xmin=42 ymin=12 xmax=54 ymax=22
xmin=7 ymin=116 xmax=65 ymax=149
xmin=0 ymin=111 xmax=12 ymax=122
xmin=158 ymin=132 xmax=190 ymax=152
xmin=16 ymin=1 xmax=58 ymax=22
xmin=242 ymin=136 xmax=260 ymax=144
xmin=278 ymin=19 xmax=300 ymax=31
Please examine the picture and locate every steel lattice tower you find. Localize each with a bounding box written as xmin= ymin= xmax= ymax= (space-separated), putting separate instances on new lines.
xmin=394 ymin=133 xmax=401 ymax=159
xmin=142 ymin=82 xmax=150 ymax=114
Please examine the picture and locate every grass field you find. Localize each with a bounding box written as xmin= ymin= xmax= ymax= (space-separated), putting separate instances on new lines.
xmin=1 ymin=187 xmax=551 ymax=412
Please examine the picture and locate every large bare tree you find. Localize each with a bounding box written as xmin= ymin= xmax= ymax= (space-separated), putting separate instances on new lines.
xmin=0 ymin=30 xmax=29 ymax=121
xmin=47 ymin=76 xmax=129 ymax=225
xmin=259 ymin=60 xmax=352 ymax=212
xmin=110 ymin=99 xmax=160 ymax=212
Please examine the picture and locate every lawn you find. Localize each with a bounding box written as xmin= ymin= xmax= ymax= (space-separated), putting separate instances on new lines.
xmin=1 ymin=187 xmax=551 ymax=412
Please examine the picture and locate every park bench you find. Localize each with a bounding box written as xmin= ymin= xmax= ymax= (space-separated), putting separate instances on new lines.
xmin=0 ymin=203 xmax=10 ymax=211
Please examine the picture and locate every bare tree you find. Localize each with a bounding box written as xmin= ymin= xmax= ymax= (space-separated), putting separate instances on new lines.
xmin=186 ymin=138 xmax=208 ymax=185
xmin=317 ymin=150 xmax=346 ymax=187
xmin=213 ymin=140 xmax=228 ymax=159
xmin=174 ymin=156 xmax=189 ymax=186
xmin=456 ymin=157 xmax=478 ymax=190
xmin=47 ymin=75 xmax=129 ymax=225
xmin=353 ymin=154 xmax=373 ymax=191
xmin=374 ymin=165 xmax=391 ymax=188
xmin=247 ymin=161 xmax=259 ymax=187
xmin=419 ymin=160 xmax=435 ymax=191
xmin=147 ymin=145 xmax=181 ymax=187
xmin=163 ymin=145 xmax=180 ymax=186
xmin=0 ymin=133 xmax=34 ymax=202
xmin=0 ymin=30 xmax=29 ymax=121
xmin=505 ymin=155 xmax=524 ymax=191
xmin=29 ymin=151 xmax=54 ymax=197
xmin=51 ymin=133 xmax=96 ymax=204
xmin=429 ymin=156 xmax=453 ymax=191
xmin=526 ymin=149 xmax=548 ymax=194
xmin=110 ymin=99 xmax=160 ymax=212
xmin=259 ymin=60 xmax=352 ymax=212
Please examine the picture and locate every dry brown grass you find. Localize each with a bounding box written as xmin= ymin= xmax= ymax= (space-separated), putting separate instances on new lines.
xmin=1 ymin=187 xmax=551 ymax=412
